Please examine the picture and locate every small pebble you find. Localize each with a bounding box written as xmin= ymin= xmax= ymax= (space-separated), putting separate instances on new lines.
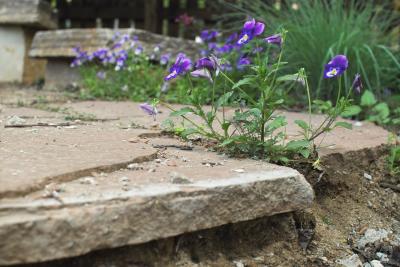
xmin=127 ymin=163 xmax=143 ymax=170
xmin=233 ymin=169 xmax=245 ymax=173
xmin=364 ymin=173 xmax=373 ymax=180
xmin=170 ymin=172 xmax=192 ymax=184
xmin=119 ymin=176 xmax=129 ymax=183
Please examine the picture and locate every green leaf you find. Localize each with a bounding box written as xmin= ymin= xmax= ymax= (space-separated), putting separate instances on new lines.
xmin=295 ymin=120 xmax=309 ymax=131
xmin=286 ymin=140 xmax=310 ymax=151
xmin=180 ymin=128 xmax=198 ymax=138
xmin=267 ymin=116 xmax=287 ymax=131
xmin=334 ymin=121 xmax=353 ymax=130
xmin=276 ymin=73 xmax=305 ymax=85
xmin=372 ymin=102 xmax=390 ymax=119
xmin=360 ymin=90 xmax=377 ymax=107
xmin=232 ymin=77 xmax=255 ymax=89
xmin=341 ymin=105 xmax=362 ymax=117
xmin=170 ymin=107 xmax=195 ymax=117
xmin=299 ymin=148 xmax=311 ymax=158
xmin=216 ymin=91 xmax=233 ymax=108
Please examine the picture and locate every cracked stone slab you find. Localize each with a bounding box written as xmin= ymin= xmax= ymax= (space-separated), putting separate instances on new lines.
xmin=0 ymin=121 xmax=158 ymax=198
xmin=0 ymin=139 xmax=314 ymax=265
xmin=60 ymin=101 xmax=389 ymax=156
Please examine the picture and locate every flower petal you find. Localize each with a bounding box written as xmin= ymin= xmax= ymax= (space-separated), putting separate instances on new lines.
xmin=243 ymin=18 xmax=256 ymax=31
xmin=190 ymin=69 xmax=213 ymax=83
xmin=253 ymin=22 xmax=265 ymax=36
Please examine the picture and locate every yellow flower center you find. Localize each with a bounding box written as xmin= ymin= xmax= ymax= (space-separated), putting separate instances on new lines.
xmin=238 ymin=34 xmax=249 ymax=44
xmin=327 ymin=68 xmax=338 ymax=77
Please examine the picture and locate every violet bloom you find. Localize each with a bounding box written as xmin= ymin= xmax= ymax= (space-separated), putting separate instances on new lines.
xmin=200 ymin=29 xmax=218 ymax=42
xmin=237 ymin=18 xmax=265 ymax=45
xmin=164 ymin=54 xmax=192 ymax=81
xmin=226 ymin=33 xmax=238 ymax=44
xmin=237 ymin=57 xmax=251 ymax=70
xmin=134 ymin=45 xmax=143 ymax=55
xmin=352 ymin=73 xmax=363 ymax=93
xmin=264 ymin=34 xmax=282 ymax=47
xmin=191 ymin=69 xmax=213 ymax=83
xmin=139 ymin=103 xmax=157 ymax=121
xmin=323 ymin=55 xmax=349 ymax=78
xmin=195 ymin=57 xmax=216 ymax=70
xmin=160 ymin=53 xmax=171 ymax=65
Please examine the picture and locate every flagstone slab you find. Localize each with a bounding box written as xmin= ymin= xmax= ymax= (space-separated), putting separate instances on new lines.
xmin=0 ymin=121 xmax=158 ymax=198
xmin=60 ymin=101 xmax=389 ymax=156
xmin=0 ymin=100 xmax=389 ymax=265
xmin=0 ymin=138 xmax=313 ymax=265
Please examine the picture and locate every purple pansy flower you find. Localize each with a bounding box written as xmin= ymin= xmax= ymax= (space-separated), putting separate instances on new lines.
xmin=195 ymin=57 xmax=216 ymax=70
xmin=134 ymin=45 xmax=143 ymax=55
xmin=237 ymin=57 xmax=251 ymax=70
xmin=139 ymin=103 xmax=157 ymax=121
xmin=237 ymin=18 xmax=265 ymax=45
xmin=164 ymin=54 xmax=192 ymax=81
xmin=191 ymin=69 xmax=213 ymax=83
xmin=160 ymin=53 xmax=171 ymax=65
xmin=323 ymin=55 xmax=349 ymax=78
xmin=264 ymin=34 xmax=282 ymax=47
xmin=352 ymin=73 xmax=363 ymax=93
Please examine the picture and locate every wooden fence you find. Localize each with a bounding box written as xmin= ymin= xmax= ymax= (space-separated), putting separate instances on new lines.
xmin=51 ymin=0 xmax=226 ymax=38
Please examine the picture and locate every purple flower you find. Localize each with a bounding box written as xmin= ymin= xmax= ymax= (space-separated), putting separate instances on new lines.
xmin=164 ymin=54 xmax=192 ymax=81
xmin=208 ymin=42 xmax=218 ymax=51
xmin=191 ymin=69 xmax=213 ymax=83
xmin=352 ymin=73 xmax=363 ymax=93
xmin=264 ymin=34 xmax=282 ymax=47
xmin=96 ymin=71 xmax=106 ymax=80
xmin=140 ymin=103 xmax=157 ymax=120
xmin=115 ymin=50 xmax=128 ymax=71
xmin=134 ymin=45 xmax=143 ymax=55
xmin=323 ymin=55 xmax=349 ymax=78
xmin=195 ymin=57 xmax=216 ymax=70
xmin=160 ymin=53 xmax=171 ymax=65
xmin=237 ymin=18 xmax=265 ymax=45
xmin=200 ymin=29 xmax=218 ymax=42
xmin=237 ymin=57 xmax=251 ymax=70
xmin=217 ymin=44 xmax=234 ymax=54
xmin=220 ymin=62 xmax=233 ymax=72
xmin=226 ymin=33 xmax=238 ymax=44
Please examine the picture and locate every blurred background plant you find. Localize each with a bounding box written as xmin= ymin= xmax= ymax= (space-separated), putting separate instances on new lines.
xmin=219 ymin=0 xmax=400 ymax=106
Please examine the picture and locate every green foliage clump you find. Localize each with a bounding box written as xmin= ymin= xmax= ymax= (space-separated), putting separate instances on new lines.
xmin=221 ymin=0 xmax=400 ymax=101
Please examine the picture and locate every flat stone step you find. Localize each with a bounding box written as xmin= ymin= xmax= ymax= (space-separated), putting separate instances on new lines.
xmin=0 ymin=139 xmax=313 ymax=265
xmin=0 ymin=100 xmax=389 ymax=265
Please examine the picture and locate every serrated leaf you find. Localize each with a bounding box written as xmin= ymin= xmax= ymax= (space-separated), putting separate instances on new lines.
xmin=360 ymin=90 xmax=377 ymax=107
xmin=286 ymin=140 xmax=310 ymax=150
xmin=276 ymin=73 xmax=305 ymax=85
xmin=341 ymin=105 xmax=362 ymax=117
xmin=334 ymin=121 xmax=353 ymax=130
xmin=216 ymin=91 xmax=233 ymax=108
xmin=170 ymin=107 xmax=195 ymax=117
xmin=295 ymin=120 xmax=309 ymax=131
xmin=232 ymin=77 xmax=254 ymax=89
xmin=267 ymin=116 xmax=287 ymax=131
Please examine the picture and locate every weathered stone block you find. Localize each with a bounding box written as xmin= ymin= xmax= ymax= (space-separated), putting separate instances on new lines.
xmin=0 ymin=0 xmax=57 ymax=29
xmin=0 ymin=0 xmax=56 ymax=83
xmin=29 ymin=28 xmax=202 ymax=89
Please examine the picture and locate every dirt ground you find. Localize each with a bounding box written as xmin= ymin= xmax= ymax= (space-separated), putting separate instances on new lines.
xmin=2 ymin=87 xmax=399 ymax=267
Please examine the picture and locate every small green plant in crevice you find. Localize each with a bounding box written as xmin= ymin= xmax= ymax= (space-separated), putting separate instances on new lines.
xmin=141 ymin=18 xmax=359 ymax=164
xmin=341 ymin=89 xmax=400 ymax=127
xmin=387 ymin=134 xmax=400 ymax=176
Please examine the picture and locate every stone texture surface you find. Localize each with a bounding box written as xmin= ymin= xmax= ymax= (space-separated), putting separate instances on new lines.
xmin=0 ymin=0 xmax=57 ymax=29
xmin=59 ymin=101 xmax=390 ymax=156
xmin=0 ymin=99 xmax=390 ymax=265
xmin=0 ymin=101 xmax=315 ymax=265
xmin=29 ymin=28 xmax=201 ymax=58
